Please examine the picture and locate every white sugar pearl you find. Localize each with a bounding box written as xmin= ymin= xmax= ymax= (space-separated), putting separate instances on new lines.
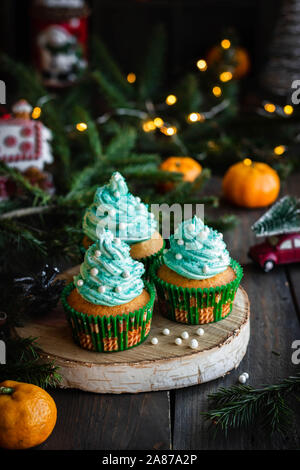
xmin=175 ymin=253 xmax=182 ymax=260
xmin=91 ymin=268 xmax=98 ymax=276
xmin=189 ymin=339 xmax=199 ymax=349
xmin=114 ymin=191 xmax=120 ymax=198
xmin=115 ymin=286 xmax=122 ymax=293
xmin=162 ymin=328 xmax=170 ymax=336
xmin=119 ymin=222 xmax=126 ymax=230
xmin=98 ymin=285 xmax=106 ymax=293
xmin=151 ymin=337 xmax=158 ymax=345
xmin=77 ymin=279 xmax=83 ymax=287
xmin=196 ymin=328 xmax=204 ymax=336
xmin=175 ymin=338 xmax=182 ymax=346
xmin=114 ymin=238 xmax=121 ymax=245
xmin=181 ymin=331 xmax=189 ymax=340
xmin=187 ymin=224 xmax=194 ymax=232
xmin=94 ymin=250 xmax=101 ymax=258
xmin=203 ymin=265 xmax=209 ymax=274
xmin=109 ymin=209 xmax=116 ymax=217
xmin=177 ymin=239 xmax=184 ymax=245
xmin=242 ymin=372 xmax=249 ymax=380
xmin=122 ymin=270 xmax=130 ymax=278
xmin=238 ymin=374 xmax=247 ymax=384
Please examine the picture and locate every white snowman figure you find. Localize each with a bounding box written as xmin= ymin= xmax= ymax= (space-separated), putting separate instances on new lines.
xmin=37 ymin=25 xmax=87 ymax=87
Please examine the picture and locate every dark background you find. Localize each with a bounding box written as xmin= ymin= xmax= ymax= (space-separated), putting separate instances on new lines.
xmin=0 ymin=0 xmax=282 ymax=82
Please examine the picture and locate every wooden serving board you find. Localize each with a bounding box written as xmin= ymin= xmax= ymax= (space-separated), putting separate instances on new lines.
xmin=15 ymin=265 xmax=250 ymax=394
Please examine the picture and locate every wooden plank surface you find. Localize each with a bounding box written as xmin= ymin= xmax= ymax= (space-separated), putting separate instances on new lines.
xmin=38 ymin=390 xmax=171 ymax=450
xmin=172 ymin=176 xmax=300 ymax=450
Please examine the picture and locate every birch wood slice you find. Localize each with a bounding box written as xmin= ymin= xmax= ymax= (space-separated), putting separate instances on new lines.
xmin=15 ymin=265 xmax=250 ymax=394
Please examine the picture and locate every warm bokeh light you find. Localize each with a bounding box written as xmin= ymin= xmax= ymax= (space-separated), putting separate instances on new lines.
xmin=32 ymin=107 xmax=41 ymax=119
xmin=188 ymin=112 xmax=200 ymax=122
xmin=127 ymin=73 xmax=136 ymax=84
xmin=274 ymin=145 xmax=286 ymax=155
xmin=165 ymin=94 xmax=177 ymax=106
xmin=283 ymin=105 xmax=293 ymax=115
xmin=76 ymin=122 xmax=88 ymax=132
xmin=243 ymin=158 xmax=253 ymax=166
xmin=153 ymin=117 xmax=164 ymax=127
xmin=161 ymin=126 xmax=177 ymax=136
xmin=221 ymin=39 xmax=231 ymax=49
xmin=219 ymin=71 xmax=233 ymax=82
xmin=142 ymin=120 xmax=156 ymax=132
xmin=264 ymin=103 xmax=276 ymax=113
xmin=196 ymin=59 xmax=207 ymax=71
xmin=212 ymin=86 xmax=222 ymax=97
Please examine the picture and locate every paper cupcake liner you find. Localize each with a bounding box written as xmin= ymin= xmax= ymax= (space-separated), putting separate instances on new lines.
xmin=150 ymin=258 xmax=243 ymax=325
xmin=61 ymin=281 xmax=155 ymax=352
xmin=80 ymin=238 xmax=165 ymax=279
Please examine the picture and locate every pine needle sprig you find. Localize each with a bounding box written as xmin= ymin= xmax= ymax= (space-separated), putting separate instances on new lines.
xmin=0 ymin=336 xmax=61 ymax=389
xmin=202 ymin=374 xmax=300 ymax=436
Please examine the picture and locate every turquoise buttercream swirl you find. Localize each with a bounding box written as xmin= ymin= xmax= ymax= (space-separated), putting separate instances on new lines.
xmin=83 ymin=172 xmax=157 ymax=244
xmin=74 ymin=229 xmax=145 ymax=306
xmin=163 ymin=216 xmax=230 ymax=280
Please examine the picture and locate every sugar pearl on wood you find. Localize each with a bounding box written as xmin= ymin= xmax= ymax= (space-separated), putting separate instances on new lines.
xmin=91 ymin=268 xmax=98 ymax=276
xmin=151 ymin=337 xmax=158 ymax=345
xmin=196 ymin=328 xmax=204 ymax=336
xmin=162 ymin=328 xmax=170 ymax=336
xmin=238 ymin=374 xmax=247 ymax=384
xmin=189 ymin=339 xmax=199 ymax=349
xmin=175 ymin=338 xmax=182 ymax=345
xmin=77 ymin=279 xmax=83 ymax=287
xmin=181 ymin=331 xmax=189 ymax=339
xmin=243 ymin=372 xmax=249 ymax=379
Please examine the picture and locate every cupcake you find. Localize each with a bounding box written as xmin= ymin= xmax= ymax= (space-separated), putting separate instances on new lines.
xmin=62 ymin=229 xmax=155 ymax=352
xmin=82 ymin=172 xmax=164 ymax=274
xmin=151 ymin=215 xmax=243 ymax=325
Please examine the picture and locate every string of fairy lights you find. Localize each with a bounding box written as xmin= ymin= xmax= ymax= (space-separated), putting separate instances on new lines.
xmin=29 ymin=37 xmax=295 ymax=160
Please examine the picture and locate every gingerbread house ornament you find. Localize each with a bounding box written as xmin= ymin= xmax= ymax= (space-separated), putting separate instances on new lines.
xmin=0 ymin=99 xmax=54 ymax=199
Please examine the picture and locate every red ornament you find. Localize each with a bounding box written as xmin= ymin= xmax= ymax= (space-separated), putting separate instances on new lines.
xmin=4 ymin=136 xmax=17 ymax=147
xmin=31 ymin=0 xmax=90 ymax=88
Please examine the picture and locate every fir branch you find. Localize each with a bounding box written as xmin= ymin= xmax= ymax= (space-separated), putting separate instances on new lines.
xmin=0 ymin=219 xmax=47 ymax=255
xmin=73 ymin=106 xmax=103 ymax=158
xmin=92 ymin=70 xmax=130 ymax=108
xmin=0 ymin=337 xmax=61 ymax=389
xmin=138 ymin=23 xmax=166 ymax=100
xmin=206 ymin=214 xmax=239 ymax=232
xmin=105 ymin=127 xmax=137 ymax=159
xmin=91 ymin=37 xmax=133 ymax=98
xmin=202 ymin=374 xmax=300 ymax=436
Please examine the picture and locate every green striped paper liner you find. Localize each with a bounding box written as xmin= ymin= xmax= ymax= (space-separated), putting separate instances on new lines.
xmin=150 ymin=258 xmax=243 ymax=325
xmin=61 ymin=280 xmax=155 ymax=352
xmin=80 ymin=237 xmax=165 ymax=279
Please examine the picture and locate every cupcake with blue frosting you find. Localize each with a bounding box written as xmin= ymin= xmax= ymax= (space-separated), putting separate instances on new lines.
xmin=82 ymin=172 xmax=164 ymax=273
xmin=62 ymin=229 xmax=155 ymax=352
xmin=151 ymin=216 xmax=242 ymax=324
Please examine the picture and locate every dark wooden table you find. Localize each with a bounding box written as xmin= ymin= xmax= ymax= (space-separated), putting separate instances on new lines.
xmin=38 ymin=175 xmax=300 ymax=451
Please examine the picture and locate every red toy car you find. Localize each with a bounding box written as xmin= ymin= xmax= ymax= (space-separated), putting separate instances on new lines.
xmin=248 ymin=232 xmax=300 ymax=272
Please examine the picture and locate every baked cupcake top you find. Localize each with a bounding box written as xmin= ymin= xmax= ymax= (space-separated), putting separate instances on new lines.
xmin=83 ymin=172 xmax=157 ymax=244
xmin=74 ymin=229 xmax=145 ymax=306
xmin=163 ymin=216 xmax=230 ymax=280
